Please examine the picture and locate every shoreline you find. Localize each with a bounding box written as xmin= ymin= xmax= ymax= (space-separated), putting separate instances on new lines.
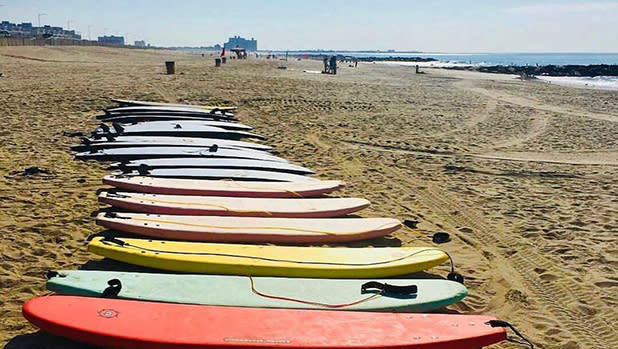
xmin=370 ymin=60 xmax=618 ymax=90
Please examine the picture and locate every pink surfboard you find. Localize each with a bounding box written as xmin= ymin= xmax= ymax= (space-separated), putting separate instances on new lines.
xmin=103 ymin=175 xmax=343 ymax=197
xmin=96 ymin=212 xmax=401 ymax=243
xmin=98 ymin=192 xmax=370 ymax=218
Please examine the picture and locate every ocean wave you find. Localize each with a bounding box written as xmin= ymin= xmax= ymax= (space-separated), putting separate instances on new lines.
xmin=537 ymin=76 xmax=618 ymax=90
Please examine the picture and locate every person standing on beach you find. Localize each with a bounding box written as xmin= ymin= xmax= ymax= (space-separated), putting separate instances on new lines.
xmin=323 ymin=56 xmax=329 ymax=73
xmin=329 ymin=56 xmax=337 ymax=74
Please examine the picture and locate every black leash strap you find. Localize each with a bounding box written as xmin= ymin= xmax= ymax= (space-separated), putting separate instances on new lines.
xmin=486 ymin=320 xmax=534 ymax=348
xmin=137 ymin=164 xmax=151 ymax=176
xmin=112 ymin=122 xmax=124 ymax=134
xmin=105 ymin=192 xmax=131 ymax=199
xmin=117 ymin=163 xmax=129 ymax=173
xmin=439 ymin=250 xmax=464 ymax=285
xmin=101 ymin=235 xmax=127 ymax=246
xmin=361 ymin=281 xmax=418 ymax=295
xmin=101 ymin=279 xmax=122 ymax=298
xmin=99 ymin=124 xmax=110 ymax=133
xmin=104 ymin=212 xmax=131 ymax=220
xmin=432 ymin=231 xmax=451 ymax=244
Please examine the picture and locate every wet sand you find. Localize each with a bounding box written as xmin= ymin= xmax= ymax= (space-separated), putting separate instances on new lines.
xmin=1 ymin=46 xmax=617 ymax=349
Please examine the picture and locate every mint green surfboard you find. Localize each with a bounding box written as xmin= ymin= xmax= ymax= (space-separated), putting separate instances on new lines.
xmin=47 ymin=270 xmax=467 ymax=312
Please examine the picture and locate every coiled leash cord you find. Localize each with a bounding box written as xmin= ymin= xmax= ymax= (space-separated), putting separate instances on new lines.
xmin=486 ymin=320 xmax=534 ymax=348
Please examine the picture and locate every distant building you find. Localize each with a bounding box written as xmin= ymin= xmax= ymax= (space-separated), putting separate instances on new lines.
xmin=0 ymin=20 xmax=80 ymax=39
xmin=134 ymin=40 xmax=146 ymax=47
xmin=98 ymin=35 xmax=124 ymax=45
xmin=223 ymin=36 xmax=257 ymax=51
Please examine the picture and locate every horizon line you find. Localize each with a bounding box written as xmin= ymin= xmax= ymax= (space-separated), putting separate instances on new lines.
xmin=164 ymin=47 xmax=618 ymax=55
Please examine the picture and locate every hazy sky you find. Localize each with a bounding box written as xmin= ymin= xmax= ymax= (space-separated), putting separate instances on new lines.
xmin=2 ymin=0 xmax=617 ymax=52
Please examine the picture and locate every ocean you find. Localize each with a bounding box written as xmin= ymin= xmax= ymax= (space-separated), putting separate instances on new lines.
xmin=267 ymin=51 xmax=618 ymax=90
xmin=266 ymin=51 xmax=618 ymax=66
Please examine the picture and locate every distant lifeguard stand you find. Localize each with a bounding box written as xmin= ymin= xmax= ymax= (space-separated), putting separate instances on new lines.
xmin=231 ymin=47 xmax=247 ymax=59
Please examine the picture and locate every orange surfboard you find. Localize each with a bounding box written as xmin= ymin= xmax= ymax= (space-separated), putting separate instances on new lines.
xmin=24 ymin=296 xmax=507 ymax=349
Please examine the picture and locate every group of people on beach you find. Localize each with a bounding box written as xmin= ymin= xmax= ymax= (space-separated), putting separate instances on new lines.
xmin=322 ymin=56 xmax=338 ymax=74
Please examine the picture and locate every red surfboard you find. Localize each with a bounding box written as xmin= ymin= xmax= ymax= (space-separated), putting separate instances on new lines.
xmin=23 ymin=296 xmax=506 ymax=348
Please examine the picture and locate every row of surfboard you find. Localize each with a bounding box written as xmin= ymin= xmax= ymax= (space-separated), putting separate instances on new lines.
xmin=23 ymin=99 xmax=531 ymax=348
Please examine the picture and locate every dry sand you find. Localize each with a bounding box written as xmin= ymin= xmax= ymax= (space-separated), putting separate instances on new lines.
xmin=1 ymin=46 xmax=617 ymax=349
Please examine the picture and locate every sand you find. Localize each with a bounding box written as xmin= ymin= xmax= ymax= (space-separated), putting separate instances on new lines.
xmin=1 ymin=46 xmax=617 ymax=349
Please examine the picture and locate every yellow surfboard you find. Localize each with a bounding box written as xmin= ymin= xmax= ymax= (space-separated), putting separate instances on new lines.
xmin=88 ymin=237 xmax=448 ymax=278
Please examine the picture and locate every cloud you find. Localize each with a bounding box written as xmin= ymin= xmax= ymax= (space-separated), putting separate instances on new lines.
xmin=504 ymin=2 xmax=618 ymax=14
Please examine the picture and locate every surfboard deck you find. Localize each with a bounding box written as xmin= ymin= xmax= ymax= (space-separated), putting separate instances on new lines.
xmin=23 ymin=296 xmax=505 ymax=348
xmin=105 ymin=105 xmax=234 ymax=116
xmin=98 ymin=114 xmax=239 ymax=124
xmin=110 ymin=99 xmax=237 ymax=111
xmin=76 ymin=146 xmax=286 ymax=162
xmin=110 ymin=158 xmax=314 ymax=174
xmin=73 ymin=136 xmax=272 ymax=151
xmin=47 ymin=270 xmax=468 ymax=312
xmin=102 ymin=176 xmax=344 ymax=197
xmin=93 ymin=123 xmax=264 ymax=140
xmin=98 ymin=192 xmax=367 ymax=217
xmin=113 ymin=168 xmax=316 ymax=182
xmin=88 ymin=237 xmax=449 ymax=277
xmin=98 ymin=111 xmax=238 ymax=122
xmin=95 ymin=212 xmax=400 ymax=243
xmin=99 ymin=120 xmax=253 ymax=131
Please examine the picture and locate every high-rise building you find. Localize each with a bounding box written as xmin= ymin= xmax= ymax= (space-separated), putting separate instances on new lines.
xmin=223 ymin=36 xmax=257 ymax=51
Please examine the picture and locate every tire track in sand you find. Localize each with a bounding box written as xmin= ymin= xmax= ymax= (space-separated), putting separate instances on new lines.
xmin=454 ymin=80 xmax=618 ymax=123
xmin=432 ymin=99 xmax=497 ymax=138
xmin=377 ymin=165 xmax=616 ymax=348
xmin=489 ymin=113 xmax=549 ymax=150
xmin=340 ymin=139 xmax=618 ymax=166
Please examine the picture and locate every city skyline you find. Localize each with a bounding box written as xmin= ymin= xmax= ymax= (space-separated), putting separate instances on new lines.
xmin=1 ymin=0 xmax=617 ymax=52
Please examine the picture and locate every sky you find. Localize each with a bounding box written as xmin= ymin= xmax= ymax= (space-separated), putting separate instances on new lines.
xmin=1 ymin=0 xmax=617 ymax=52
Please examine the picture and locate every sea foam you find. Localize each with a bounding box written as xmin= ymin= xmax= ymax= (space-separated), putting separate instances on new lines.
xmin=537 ymin=76 xmax=618 ymax=90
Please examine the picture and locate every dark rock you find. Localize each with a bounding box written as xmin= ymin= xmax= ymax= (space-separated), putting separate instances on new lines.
xmin=445 ymin=64 xmax=618 ymax=77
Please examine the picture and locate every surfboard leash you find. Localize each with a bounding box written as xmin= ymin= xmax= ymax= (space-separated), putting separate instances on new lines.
xmin=486 ymin=320 xmax=534 ymax=348
xmin=247 ymin=275 xmax=384 ymax=308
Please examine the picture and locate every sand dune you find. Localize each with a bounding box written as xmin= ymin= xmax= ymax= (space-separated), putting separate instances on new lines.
xmin=1 ymin=46 xmax=617 ymax=348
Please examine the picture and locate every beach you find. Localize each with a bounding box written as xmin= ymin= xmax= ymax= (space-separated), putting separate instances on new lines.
xmin=1 ymin=46 xmax=617 ymax=348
